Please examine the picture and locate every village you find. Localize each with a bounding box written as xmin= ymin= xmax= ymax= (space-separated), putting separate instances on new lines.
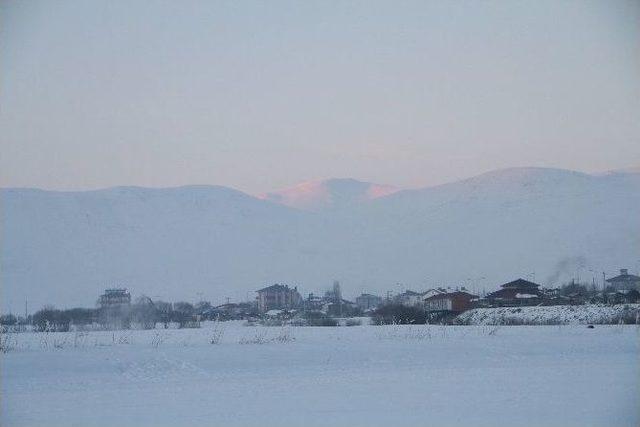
xmin=3 ymin=268 xmax=639 ymax=332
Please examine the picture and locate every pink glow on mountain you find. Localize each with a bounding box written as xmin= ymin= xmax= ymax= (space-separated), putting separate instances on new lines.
xmin=366 ymin=184 xmax=398 ymax=199
xmin=259 ymin=178 xmax=399 ymax=211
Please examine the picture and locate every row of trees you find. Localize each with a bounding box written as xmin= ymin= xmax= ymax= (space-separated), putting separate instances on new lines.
xmin=556 ymin=281 xmax=639 ymax=303
xmin=22 ymin=298 xmax=214 ymax=332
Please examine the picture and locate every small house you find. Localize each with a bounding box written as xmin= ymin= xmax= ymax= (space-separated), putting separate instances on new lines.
xmin=484 ymin=278 xmax=544 ymax=307
xmin=606 ymin=269 xmax=640 ymax=291
xmin=424 ymin=291 xmax=478 ymax=314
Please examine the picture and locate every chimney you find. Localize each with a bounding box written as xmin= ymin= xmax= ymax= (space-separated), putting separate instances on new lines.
xmin=621 ymin=269 xmax=628 ymax=276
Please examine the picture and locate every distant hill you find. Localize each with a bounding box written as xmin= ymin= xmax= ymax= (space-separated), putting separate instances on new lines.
xmin=2 ymin=167 xmax=639 ymax=311
xmin=259 ymin=178 xmax=398 ymax=212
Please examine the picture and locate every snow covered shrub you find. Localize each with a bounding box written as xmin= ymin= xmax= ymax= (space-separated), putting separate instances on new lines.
xmin=113 ymin=331 xmax=132 ymax=345
xmin=209 ymin=321 xmax=225 ymax=344
xmin=53 ymin=336 xmax=69 ymax=349
xmin=617 ymin=305 xmax=640 ymax=324
xmin=239 ymin=328 xmax=268 ymax=344
xmin=273 ymin=326 xmax=295 ymax=343
xmin=371 ymin=304 xmax=427 ymax=325
xmin=0 ymin=329 xmax=18 ymax=353
xmin=375 ymin=322 xmax=432 ymax=340
xmin=73 ymin=331 xmax=88 ymax=348
xmin=151 ymin=331 xmax=169 ymax=348
xmin=33 ymin=308 xmax=71 ymax=332
xmin=407 ymin=325 xmax=432 ymax=340
xmin=484 ymin=325 xmax=501 ymax=336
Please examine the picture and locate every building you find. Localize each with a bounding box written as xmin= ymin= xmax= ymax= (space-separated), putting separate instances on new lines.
xmin=256 ymin=284 xmax=302 ymax=313
xmin=394 ymin=290 xmax=423 ymax=307
xmin=605 ymin=289 xmax=640 ymax=304
xmin=422 ymin=288 xmax=446 ymax=300
xmin=484 ymin=278 xmax=543 ymax=306
xmin=98 ymin=288 xmax=131 ymax=308
xmin=203 ymin=303 xmax=255 ymax=320
xmin=606 ymin=269 xmax=640 ymax=291
xmin=424 ymin=291 xmax=478 ymax=313
xmin=97 ymin=288 xmax=131 ymax=329
xmin=304 ymin=293 xmax=325 ymax=311
xmin=355 ymin=293 xmax=383 ymax=311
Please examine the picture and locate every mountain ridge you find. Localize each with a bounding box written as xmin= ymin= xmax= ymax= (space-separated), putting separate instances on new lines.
xmin=2 ymin=166 xmax=639 ymax=311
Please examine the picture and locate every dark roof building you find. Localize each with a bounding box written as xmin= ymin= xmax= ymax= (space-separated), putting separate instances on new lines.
xmin=484 ymin=278 xmax=543 ymax=306
xmin=606 ymin=269 xmax=640 ymax=291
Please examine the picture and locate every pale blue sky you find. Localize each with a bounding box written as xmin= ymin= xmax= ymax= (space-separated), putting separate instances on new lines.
xmin=1 ymin=0 xmax=639 ymax=194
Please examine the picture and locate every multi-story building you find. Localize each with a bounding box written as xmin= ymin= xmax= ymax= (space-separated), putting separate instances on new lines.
xmin=355 ymin=293 xmax=383 ymax=311
xmin=98 ymin=288 xmax=131 ymax=308
xmin=256 ymin=284 xmax=302 ymax=312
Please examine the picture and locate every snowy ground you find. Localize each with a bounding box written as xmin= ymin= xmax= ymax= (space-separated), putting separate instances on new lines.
xmin=456 ymin=304 xmax=640 ymax=325
xmin=2 ymin=322 xmax=639 ymax=427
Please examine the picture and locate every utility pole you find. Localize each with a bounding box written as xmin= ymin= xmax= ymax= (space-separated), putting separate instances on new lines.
xmin=25 ymin=298 xmax=28 ymax=324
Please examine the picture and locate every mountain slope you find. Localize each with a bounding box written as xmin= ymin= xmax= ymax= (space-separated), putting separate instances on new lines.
xmin=351 ymin=167 xmax=640 ymax=289
xmin=1 ymin=186 xmax=326 ymax=309
xmin=259 ymin=178 xmax=398 ymax=212
xmin=2 ymin=168 xmax=639 ymax=311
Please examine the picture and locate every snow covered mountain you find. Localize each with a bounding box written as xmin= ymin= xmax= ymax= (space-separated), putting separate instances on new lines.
xmin=259 ymin=178 xmax=398 ymax=212
xmin=2 ymin=167 xmax=639 ymax=311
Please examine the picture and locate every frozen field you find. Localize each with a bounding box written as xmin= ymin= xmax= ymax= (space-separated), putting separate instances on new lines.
xmin=2 ymin=322 xmax=639 ymax=427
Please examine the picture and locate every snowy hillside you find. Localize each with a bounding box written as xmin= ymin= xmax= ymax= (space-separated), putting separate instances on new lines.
xmin=455 ymin=304 xmax=640 ymax=325
xmin=2 ymin=167 xmax=640 ymax=310
xmin=259 ymin=178 xmax=398 ymax=212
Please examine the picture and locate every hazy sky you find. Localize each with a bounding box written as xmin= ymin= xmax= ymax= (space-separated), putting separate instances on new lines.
xmin=2 ymin=0 xmax=639 ymax=194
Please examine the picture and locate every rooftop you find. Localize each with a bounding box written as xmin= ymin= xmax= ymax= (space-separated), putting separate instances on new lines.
xmin=425 ymin=291 xmax=478 ymax=301
xmin=606 ymin=269 xmax=640 ymax=283
xmin=500 ymin=278 xmax=540 ymax=289
xmin=103 ymin=288 xmax=129 ymax=294
xmin=257 ymin=284 xmax=295 ymax=293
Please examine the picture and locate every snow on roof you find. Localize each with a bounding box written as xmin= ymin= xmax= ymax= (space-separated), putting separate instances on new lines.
xmin=515 ymin=293 xmax=538 ymax=299
xmin=265 ymin=309 xmax=284 ymax=316
xmin=501 ymin=278 xmax=540 ymax=289
xmin=606 ymin=274 xmax=640 ymax=283
xmin=257 ymin=284 xmax=293 ymax=293
xmin=399 ymin=290 xmax=420 ymax=296
xmin=425 ymin=291 xmax=478 ymax=301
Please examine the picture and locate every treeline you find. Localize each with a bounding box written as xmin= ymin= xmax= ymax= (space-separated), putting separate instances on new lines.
xmin=16 ymin=298 xmax=215 ymax=332
xmin=557 ymin=281 xmax=638 ymax=303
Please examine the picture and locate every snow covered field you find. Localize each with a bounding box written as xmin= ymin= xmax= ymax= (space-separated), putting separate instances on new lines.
xmin=2 ymin=322 xmax=639 ymax=427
